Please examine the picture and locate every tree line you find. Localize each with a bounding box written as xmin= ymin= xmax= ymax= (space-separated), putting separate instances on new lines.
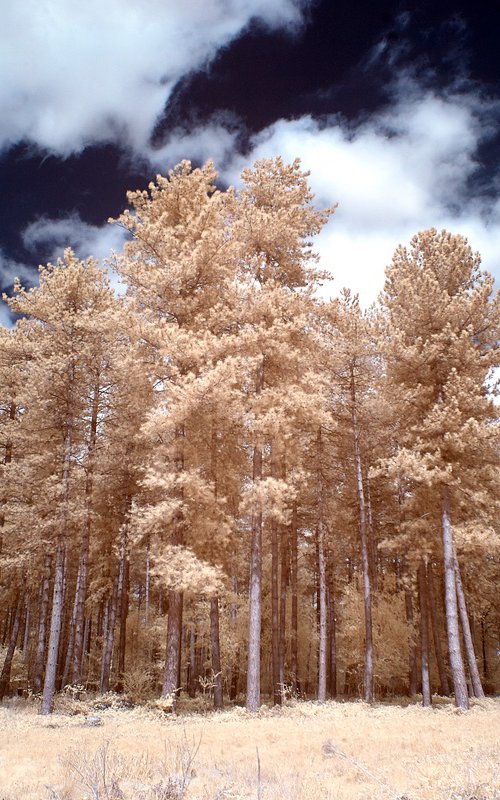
xmin=0 ymin=157 xmax=498 ymax=714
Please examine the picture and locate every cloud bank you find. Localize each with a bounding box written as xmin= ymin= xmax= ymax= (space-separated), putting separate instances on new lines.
xmin=222 ymin=82 xmax=500 ymax=303
xmin=11 ymin=79 xmax=500 ymax=312
xmin=2 ymin=5 xmax=499 ymax=315
xmin=0 ymin=0 xmax=308 ymax=156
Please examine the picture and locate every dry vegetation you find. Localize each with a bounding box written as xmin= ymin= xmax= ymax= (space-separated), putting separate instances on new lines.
xmin=1 ymin=697 xmax=498 ymax=800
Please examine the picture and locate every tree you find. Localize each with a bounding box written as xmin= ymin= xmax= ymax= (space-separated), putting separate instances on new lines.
xmin=112 ymin=160 xmax=240 ymax=708
xmin=5 ymin=250 xmax=125 ymax=713
xmin=378 ymin=228 xmax=500 ymax=709
xmin=230 ymin=157 xmax=333 ymax=710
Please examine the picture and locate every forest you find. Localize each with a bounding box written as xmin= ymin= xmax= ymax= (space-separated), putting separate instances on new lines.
xmin=0 ymin=156 xmax=498 ymax=718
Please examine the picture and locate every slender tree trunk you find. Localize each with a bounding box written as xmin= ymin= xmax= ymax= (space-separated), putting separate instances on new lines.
xmin=41 ymin=538 xmax=66 ymax=714
xmin=246 ymin=358 xmax=265 ymax=713
xmin=315 ymin=429 xmax=327 ymax=703
xmin=418 ymin=561 xmax=431 ymax=707
xmin=100 ymin=587 xmax=118 ymax=694
xmin=246 ymin=444 xmax=263 ymax=712
xmin=365 ymin=473 xmax=378 ymax=594
xmin=350 ymin=369 xmax=374 ymax=703
xmin=453 ymin=549 xmax=484 ymax=698
xmin=55 ymin=550 xmax=70 ymax=693
xmin=162 ymin=590 xmax=183 ymax=703
xmin=22 ymin=600 xmax=30 ymax=658
xmin=0 ymin=402 xmax=16 ymax=556
xmin=229 ymin=574 xmax=239 ymax=701
xmin=41 ymin=396 xmax=74 ymax=715
xmin=317 ymin=522 xmax=327 ymax=702
xmin=101 ymin=520 xmax=128 ymax=693
xmin=145 ymin=543 xmax=151 ymax=626
xmin=162 ymin=425 xmax=185 ymax=708
xmin=327 ymin=586 xmax=337 ymax=698
xmin=0 ymin=591 xmax=24 ymax=700
xmin=441 ymin=491 xmax=469 ymax=710
xmin=427 ymin=562 xmax=450 ymax=696
xmin=70 ymin=533 xmax=89 ymax=685
xmin=270 ymin=446 xmax=281 ymax=706
xmin=33 ymin=555 xmax=52 ymax=694
xmin=71 ymin=386 xmax=99 ymax=684
xmin=81 ymin=614 xmax=91 ymax=682
xmin=271 ymin=514 xmax=281 ymax=705
xmin=481 ymin=618 xmax=488 ymax=681
xmin=117 ymin=555 xmax=129 ymax=684
xmin=210 ymin=596 xmax=224 ymax=710
xmin=188 ymin=627 xmax=197 ymax=698
xmin=404 ymin=587 xmax=418 ymax=697
xmin=290 ymin=503 xmax=299 ymax=695
xmin=279 ymin=527 xmax=288 ymax=691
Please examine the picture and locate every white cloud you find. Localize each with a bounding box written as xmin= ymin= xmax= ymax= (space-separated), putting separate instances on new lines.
xmin=147 ymin=117 xmax=242 ymax=172
xmin=220 ymin=84 xmax=500 ymax=305
xmin=0 ymin=249 xmax=40 ymax=327
xmin=1 ymin=217 xmax=129 ymax=325
xmin=0 ymin=249 xmax=38 ymax=289
xmin=9 ymin=78 xmax=500 ymax=313
xmin=0 ymin=0 xmax=308 ymax=156
xmin=22 ymin=214 xmax=129 ymax=294
xmin=23 ymin=214 xmax=127 ymax=262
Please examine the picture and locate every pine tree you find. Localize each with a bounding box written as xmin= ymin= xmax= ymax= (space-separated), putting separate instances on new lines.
xmin=378 ymin=228 xmax=500 ymax=709
xmin=5 ymin=250 xmax=125 ymax=712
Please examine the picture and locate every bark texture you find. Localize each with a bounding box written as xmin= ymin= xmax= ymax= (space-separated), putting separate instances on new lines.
xmin=441 ymin=492 xmax=469 ymax=710
xmin=418 ymin=561 xmax=431 ymax=707
xmin=351 ymin=369 xmax=374 ymax=703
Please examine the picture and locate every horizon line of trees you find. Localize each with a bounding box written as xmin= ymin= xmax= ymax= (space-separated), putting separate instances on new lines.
xmin=0 ymin=157 xmax=498 ymax=715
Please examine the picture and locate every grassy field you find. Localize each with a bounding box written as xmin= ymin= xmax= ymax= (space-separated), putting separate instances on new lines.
xmin=0 ymin=696 xmax=498 ymax=800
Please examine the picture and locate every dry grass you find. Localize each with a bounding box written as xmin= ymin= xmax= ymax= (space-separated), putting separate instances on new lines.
xmin=0 ymin=697 xmax=498 ymax=800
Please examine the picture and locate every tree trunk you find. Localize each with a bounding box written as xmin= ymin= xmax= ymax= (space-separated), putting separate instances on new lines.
xmin=41 ymin=400 xmax=73 ymax=715
xmin=418 ymin=561 xmax=431 ymax=707
xmin=188 ymin=627 xmax=197 ymax=698
xmin=481 ymin=618 xmax=488 ymax=681
xmin=100 ymin=586 xmax=118 ymax=694
xmin=404 ymin=587 xmax=418 ymax=697
xmin=271 ymin=514 xmax=281 ymax=705
xmin=441 ymin=491 xmax=469 ymax=710
xmin=290 ymin=503 xmax=299 ymax=695
xmin=246 ymin=444 xmax=263 ymax=712
xmin=327 ymin=586 xmax=337 ymax=698
xmin=145 ymin=543 xmax=151 ymax=626
xmin=70 ymin=385 xmax=99 ymax=685
xmin=279 ymin=527 xmax=288 ymax=692
xmin=210 ymin=596 xmax=224 ymax=710
xmin=317 ymin=522 xmax=327 ymax=702
xmin=162 ymin=590 xmax=183 ymax=704
xmin=453 ymin=549 xmax=484 ymax=698
xmin=229 ymin=574 xmax=239 ymax=701
xmin=101 ymin=520 xmax=128 ymax=693
xmin=32 ymin=555 xmax=52 ymax=694
xmin=117 ymin=555 xmax=129 ymax=685
xmin=427 ymin=562 xmax=450 ymax=696
xmin=162 ymin=425 xmax=185 ymax=708
xmin=41 ymin=538 xmax=66 ymax=714
xmin=0 ymin=402 xmax=16 ymax=556
xmin=365 ymin=473 xmax=378 ymax=594
xmin=351 ymin=368 xmax=374 ymax=703
xmin=22 ymin=600 xmax=30 ymax=658
xmin=69 ymin=532 xmax=90 ymax=685
xmin=81 ymin=614 xmax=91 ymax=681
xmin=0 ymin=591 xmax=24 ymax=700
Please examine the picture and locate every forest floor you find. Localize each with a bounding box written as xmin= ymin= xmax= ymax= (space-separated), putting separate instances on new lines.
xmin=0 ymin=695 xmax=498 ymax=800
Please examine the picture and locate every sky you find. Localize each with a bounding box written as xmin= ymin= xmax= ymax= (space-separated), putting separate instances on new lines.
xmin=1 ymin=0 xmax=499 ymax=326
